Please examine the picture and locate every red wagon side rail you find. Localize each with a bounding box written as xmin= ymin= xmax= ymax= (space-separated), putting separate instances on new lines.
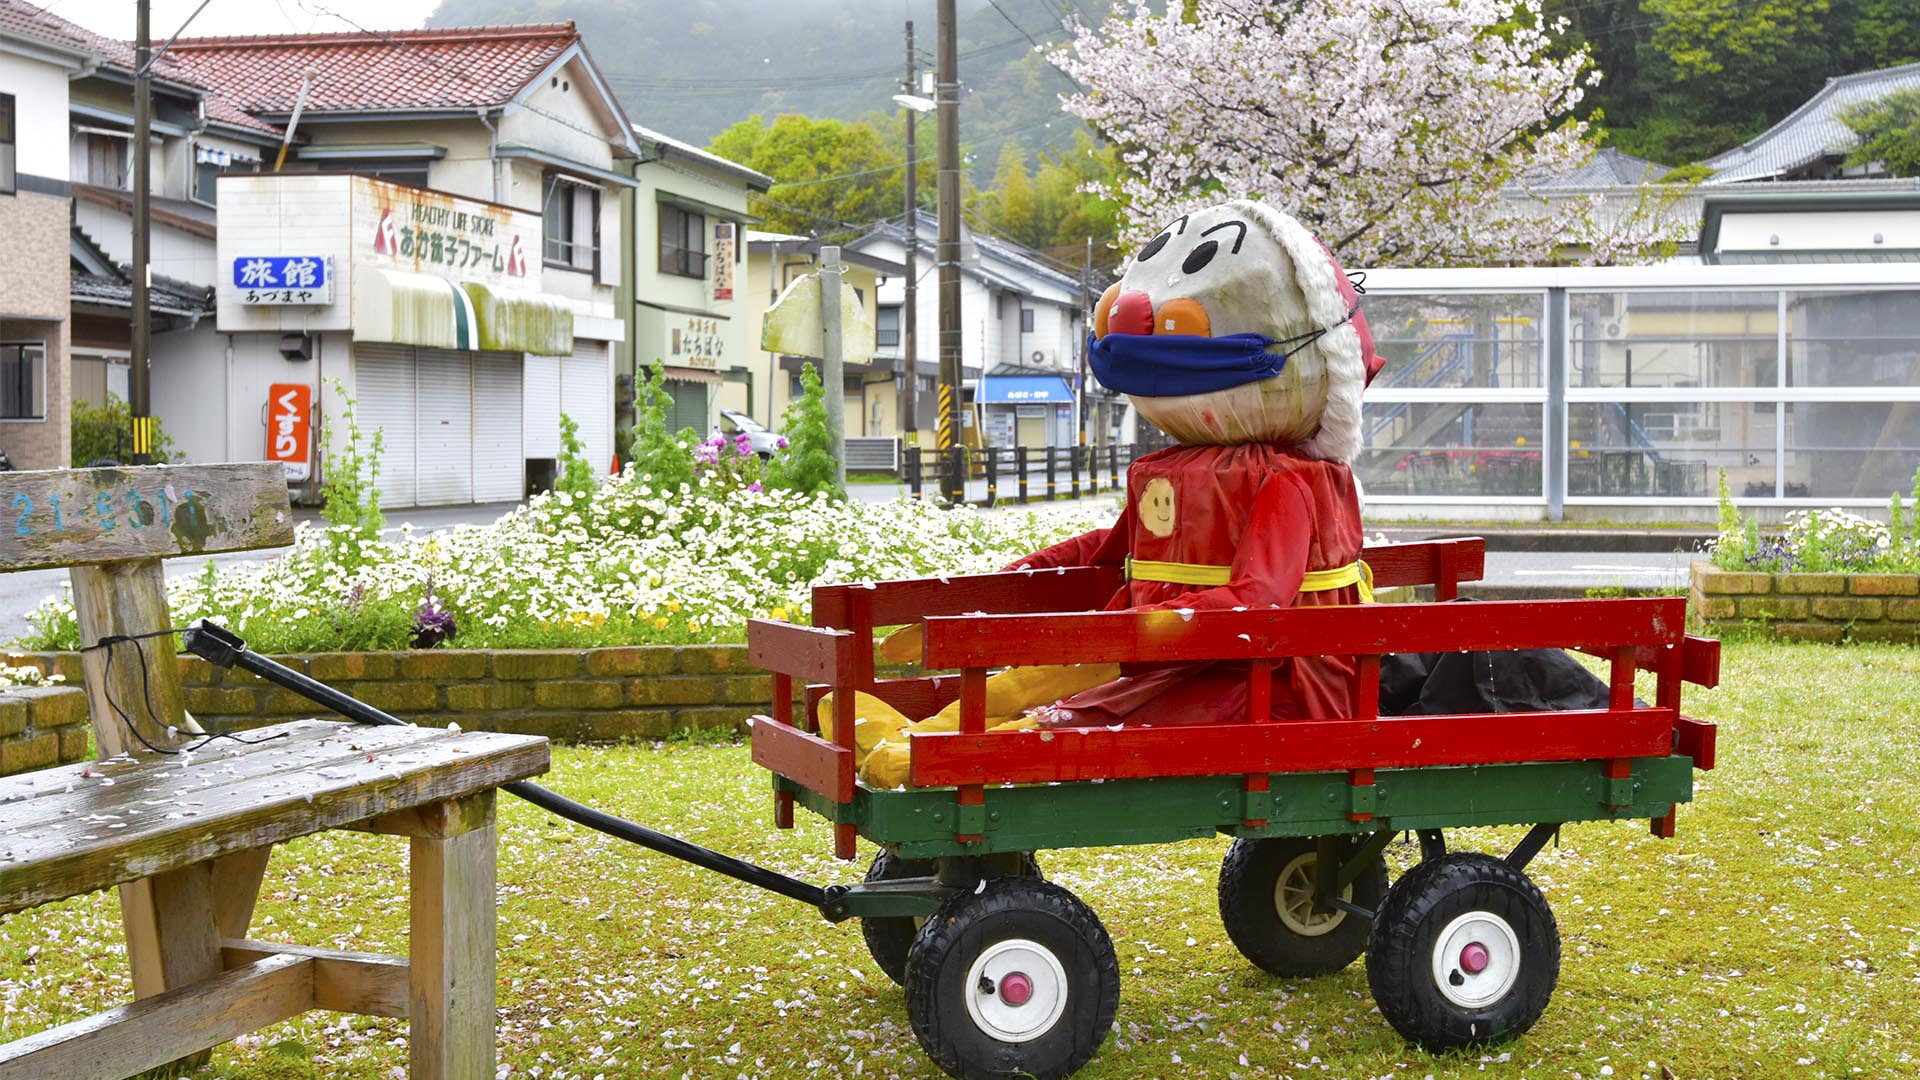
xmin=745 ymin=538 xmax=1719 ymax=857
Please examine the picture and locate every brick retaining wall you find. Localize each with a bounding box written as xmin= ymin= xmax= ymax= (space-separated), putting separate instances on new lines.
xmin=3 ymin=646 xmax=800 ymax=750
xmin=0 ymin=686 xmax=94 ymax=778
xmin=1689 ymin=561 xmax=1920 ymax=643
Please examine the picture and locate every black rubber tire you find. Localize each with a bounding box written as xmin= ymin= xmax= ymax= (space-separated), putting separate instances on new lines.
xmin=1365 ymin=852 xmax=1560 ymax=1051
xmin=905 ymin=877 xmax=1119 ymax=1080
xmin=863 ymin=851 xmax=1043 ymax=986
xmin=1218 ymin=836 xmax=1388 ymax=977
xmin=861 ymin=850 xmax=937 ymax=986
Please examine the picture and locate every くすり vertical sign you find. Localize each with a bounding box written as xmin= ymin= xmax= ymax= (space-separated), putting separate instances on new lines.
xmin=267 ymin=383 xmax=313 ymax=481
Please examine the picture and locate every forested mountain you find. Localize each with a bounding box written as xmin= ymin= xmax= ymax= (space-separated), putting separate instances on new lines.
xmin=425 ymin=0 xmax=1097 ymax=170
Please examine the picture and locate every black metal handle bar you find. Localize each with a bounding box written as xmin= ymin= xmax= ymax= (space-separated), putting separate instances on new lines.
xmin=180 ymin=620 xmax=829 ymax=910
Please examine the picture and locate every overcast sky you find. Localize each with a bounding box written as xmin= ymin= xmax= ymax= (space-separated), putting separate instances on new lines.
xmin=53 ymin=0 xmax=440 ymax=41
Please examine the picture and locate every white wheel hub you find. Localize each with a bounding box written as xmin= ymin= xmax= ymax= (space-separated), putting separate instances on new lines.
xmin=963 ymin=938 xmax=1068 ymax=1043
xmin=1430 ymin=910 xmax=1522 ymax=1009
xmin=1274 ymin=851 xmax=1350 ymax=937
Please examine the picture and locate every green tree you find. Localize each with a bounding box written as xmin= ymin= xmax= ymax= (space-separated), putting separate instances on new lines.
xmin=70 ymin=393 xmax=174 ymax=465
xmin=1842 ymin=86 xmax=1920 ymax=176
xmin=709 ymin=113 xmax=908 ymax=238
xmin=972 ymin=141 xmax=1040 ymax=247
xmin=763 ymin=361 xmax=843 ymax=500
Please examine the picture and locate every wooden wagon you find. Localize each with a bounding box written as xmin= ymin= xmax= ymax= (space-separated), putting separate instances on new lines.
xmin=746 ymin=538 xmax=1719 ymax=1080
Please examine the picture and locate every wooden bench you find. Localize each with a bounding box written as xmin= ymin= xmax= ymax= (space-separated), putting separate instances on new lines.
xmin=0 ymin=463 xmax=549 ymax=1080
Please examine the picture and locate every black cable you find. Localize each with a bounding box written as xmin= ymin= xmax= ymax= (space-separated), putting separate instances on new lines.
xmin=180 ymin=622 xmax=829 ymax=910
xmin=84 ymin=629 xmax=289 ymax=756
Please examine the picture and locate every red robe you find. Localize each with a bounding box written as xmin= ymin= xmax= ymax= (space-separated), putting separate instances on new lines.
xmin=1007 ymin=442 xmax=1364 ymax=725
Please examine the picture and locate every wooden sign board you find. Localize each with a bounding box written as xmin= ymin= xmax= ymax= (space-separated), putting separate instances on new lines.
xmin=0 ymin=462 xmax=295 ymax=572
xmin=761 ymin=271 xmax=876 ymax=365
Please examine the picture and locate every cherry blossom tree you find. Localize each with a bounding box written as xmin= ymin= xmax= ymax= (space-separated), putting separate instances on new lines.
xmin=1050 ymin=0 xmax=1688 ymax=266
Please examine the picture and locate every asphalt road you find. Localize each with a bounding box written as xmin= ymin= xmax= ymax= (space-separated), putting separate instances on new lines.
xmin=0 ymin=494 xmax=1696 ymax=647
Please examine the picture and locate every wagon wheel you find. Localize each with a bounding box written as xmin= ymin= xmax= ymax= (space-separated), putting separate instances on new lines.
xmin=1218 ymin=836 xmax=1388 ymax=978
xmin=862 ymin=850 xmax=1042 ymax=986
xmin=1365 ymin=852 xmax=1560 ymax=1051
xmin=905 ymin=877 xmax=1118 ymax=1080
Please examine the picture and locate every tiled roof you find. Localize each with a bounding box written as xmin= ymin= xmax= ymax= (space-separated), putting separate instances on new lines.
xmin=166 ymin=24 xmax=579 ymax=118
xmin=1705 ymin=63 xmax=1920 ymax=183
xmin=0 ymin=0 xmax=198 ymax=84
xmin=1554 ymin=147 xmax=1673 ymax=187
xmin=71 ymin=270 xmax=214 ymax=318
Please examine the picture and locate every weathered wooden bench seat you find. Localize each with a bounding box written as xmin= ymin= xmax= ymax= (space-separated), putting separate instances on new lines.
xmin=0 ymin=462 xmax=550 ymax=1080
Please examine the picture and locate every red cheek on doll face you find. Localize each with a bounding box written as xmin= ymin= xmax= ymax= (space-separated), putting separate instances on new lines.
xmin=1107 ymin=290 xmax=1155 ymax=337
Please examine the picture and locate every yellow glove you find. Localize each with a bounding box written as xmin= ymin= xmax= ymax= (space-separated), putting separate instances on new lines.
xmin=916 ymin=663 xmax=1122 ymax=730
xmin=877 ymin=623 xmax=924 ymax=664
xmin=859 ymin=713 xmax=1042 ymax=789
xmin=814 ymin=690 xmax=914 ymax=762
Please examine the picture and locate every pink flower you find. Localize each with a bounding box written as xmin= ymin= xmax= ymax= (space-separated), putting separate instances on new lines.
xmin=747 ymin=481 xmax=763 ymax=493
xmin=775 ymin=436 xmax=789 ymax=450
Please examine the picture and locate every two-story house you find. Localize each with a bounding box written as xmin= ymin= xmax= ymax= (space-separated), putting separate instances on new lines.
xmin=847 ymin=216 xmax=1103 ymax=450
xmin=167 ymin=22 xmax=639 ymax=505
xmin=618 ymin=125 xmax=771 ymax=441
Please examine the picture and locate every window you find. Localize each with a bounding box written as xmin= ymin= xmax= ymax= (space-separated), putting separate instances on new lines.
xmin=876 ymin=305 xmax=901 ymax=348
xmin=1 ymin=342 xmax=46 ymax=420
xmin=0 ymin=94 xmax=14 ymax=194
xmin=1020 ymin=308 xmax=1035 ymax=333
xmin=659 ymin=203 xmax=707 ymax=278
xmin=542 ymin=174 xmax=599 ymax=272
xmin=76 ymin=131 xmax=129 ymax=188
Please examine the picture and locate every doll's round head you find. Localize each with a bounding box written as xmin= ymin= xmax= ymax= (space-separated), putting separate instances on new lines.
xmin=1088 ymin=200 xmax=1382 ymax=460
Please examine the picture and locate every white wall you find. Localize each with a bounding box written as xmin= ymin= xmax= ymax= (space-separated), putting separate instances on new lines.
xmin=1 ymin=53 xmax=71 ymax=180
xmin=213 ymin=174 xmax=354 ymax=334
xmin=151 ymin=322 xmax=229 ymax=464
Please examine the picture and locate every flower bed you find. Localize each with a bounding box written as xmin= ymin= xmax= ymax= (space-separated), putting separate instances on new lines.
xmin=16 ymin=471 xmax=1108 ymax=654
xmin=1696 ymin=471 xmax=1920 ymax=641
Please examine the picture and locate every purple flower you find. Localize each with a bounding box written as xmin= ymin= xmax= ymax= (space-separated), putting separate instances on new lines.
xmin=734 ymin=433 xmax=754 ymax=456
xmin=747 ymin=481 xmax=762 ymax=493
xmin=775 ymin=436 xmax=789 ymax=450
xmin=412 ymin=584 xmax=457 ymax=649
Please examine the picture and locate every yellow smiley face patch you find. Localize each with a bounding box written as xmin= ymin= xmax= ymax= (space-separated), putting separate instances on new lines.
xmin=1140 ymin=476 xmax=1177 ymax=538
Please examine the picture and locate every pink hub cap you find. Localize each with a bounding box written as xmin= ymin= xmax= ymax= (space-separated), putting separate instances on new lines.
xmin=1459 ymin=943 xmax=1491 ymax=974
xmin=999 ymin=972 xmax=1034 ymax=1007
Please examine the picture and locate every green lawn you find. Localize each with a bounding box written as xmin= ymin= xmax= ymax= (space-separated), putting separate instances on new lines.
xmin=3 ymin=640 xmax=1917 ymax=1079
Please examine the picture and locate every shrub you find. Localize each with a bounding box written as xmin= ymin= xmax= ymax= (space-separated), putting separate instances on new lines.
xmin=765 ymin=361 xmax=842 ymax=499
xmin=318 ymin=379 xmax=385 ymax=567
xmin=555 ymin=413 xmax=598 ymax=501
xmin=70 ymin=393 xmax=173 ymax=466
xmin=626 ymin=359 xmax=696 ymax=495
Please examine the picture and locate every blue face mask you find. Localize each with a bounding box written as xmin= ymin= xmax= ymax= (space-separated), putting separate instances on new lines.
xmin=1086 ymin=299 xmax=1361 ymax=398
xmin=1087 ymin=331 xmax=1287 ymax=398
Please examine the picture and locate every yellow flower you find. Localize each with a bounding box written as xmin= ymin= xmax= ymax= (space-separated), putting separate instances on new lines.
xmin=687 ymin=621 xmax=702 ymax=633
xmin=654 ymin=616 xmax=669 ymax=630
xmin=770 ymin=606 xmax=790 ymax=621
xmin=667 ymin=601 xmax=682 ymax=613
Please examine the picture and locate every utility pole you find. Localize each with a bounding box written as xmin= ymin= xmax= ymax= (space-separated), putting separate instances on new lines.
xmin=936 ymin=0 xmax=963 ymax=503
xmin=821 ymin=245 xmax=847 ymax=487
xmin=899 ymin=21 xmax=919 ymax=449
xmin=1079 ymin=235 xmax=1091 ymax=446
xmin=130 ymin=0 xmax=153 ymax=464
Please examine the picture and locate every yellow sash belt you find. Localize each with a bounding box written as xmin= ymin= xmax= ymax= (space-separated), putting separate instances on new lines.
xmin=1125 ymin=557 xmax=1374 ymax=603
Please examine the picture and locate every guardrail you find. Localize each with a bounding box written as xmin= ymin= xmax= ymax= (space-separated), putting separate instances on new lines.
xmin=900 ymin=443 xmax=1151 ymax=506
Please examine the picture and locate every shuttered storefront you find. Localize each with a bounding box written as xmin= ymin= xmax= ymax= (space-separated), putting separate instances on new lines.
xmin=415 ymin=348 xmax=474 ymax=506
xmin=561 ymin=341 xmax=611 ymax=476
xmin=355 ymin=342 xmax=529 ymax=508
xmin=354 ymin=344 xmax=418 ymax=509
xmin=472 ymin=352 xmax=524 ymax=503
xmin=664 ymin=379 xmax=709 ymax=435
xmin=523 ymin=353 xmax=561 ymax=460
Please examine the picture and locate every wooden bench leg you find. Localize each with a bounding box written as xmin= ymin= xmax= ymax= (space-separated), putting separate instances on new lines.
xmin=118 ymin=861 xmax=226 ymax=1074
xmin=407 ymin=792 xmax=498 ymax=1080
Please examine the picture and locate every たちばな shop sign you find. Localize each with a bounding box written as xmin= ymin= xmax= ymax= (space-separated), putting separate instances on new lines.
xmin=233 ymin=256 xmax=334 ymax=305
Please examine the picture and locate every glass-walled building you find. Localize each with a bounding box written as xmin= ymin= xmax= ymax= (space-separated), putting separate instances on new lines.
xmin=1357 ymin=264 xmax=1920 ymax=522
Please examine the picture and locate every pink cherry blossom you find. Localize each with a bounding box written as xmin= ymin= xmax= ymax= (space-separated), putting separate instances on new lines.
xmin=1050 ymin=0 xmax=1688 ymax=267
